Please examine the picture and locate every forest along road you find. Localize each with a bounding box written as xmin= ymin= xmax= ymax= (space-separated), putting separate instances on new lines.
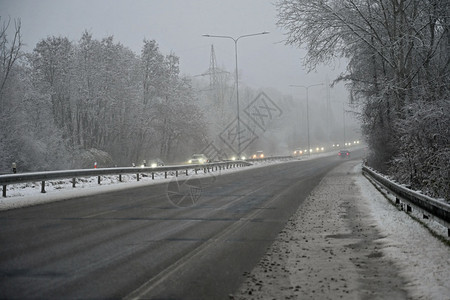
xmin=0 ymin=150 xmax=363 ymax=299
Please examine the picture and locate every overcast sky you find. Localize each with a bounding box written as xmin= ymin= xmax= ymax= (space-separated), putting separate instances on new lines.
xmin=1 ymin=0 xmax=349 ymax=100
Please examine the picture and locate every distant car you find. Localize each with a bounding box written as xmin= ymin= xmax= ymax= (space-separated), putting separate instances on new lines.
xmin=188 ymin=154 xmax=209 ymax=164
xmin=150 ymin=158 xmax=165 ymax=168
xmin=338 ymin=150 xmax=350 ymax=158
xmin=293 ymin=149 xmax=303 ymax=157
xmin=252 ymin=151 xmax=264 ymax=159
xmin=230 ymin=153 xmax=248 ymax=161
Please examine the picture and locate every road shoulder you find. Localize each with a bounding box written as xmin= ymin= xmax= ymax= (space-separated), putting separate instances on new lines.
xmin=234 ymin=160 xmax=410 ymax=299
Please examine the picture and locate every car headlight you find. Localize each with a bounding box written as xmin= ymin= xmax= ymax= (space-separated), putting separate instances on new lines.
xmin=151 ymin=163 xmax=157 ymax=168
xmin=188 ymin=159 xmax=192 ymax=163
xmin=241 ymin=156 xmax=246 ymax=160
xmin=231 ymin=156 xmax=236 ymax=161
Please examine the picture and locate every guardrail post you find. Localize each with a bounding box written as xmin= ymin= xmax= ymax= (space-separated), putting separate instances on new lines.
xmin=119 ymin=174 xmax=122 ymax=182
xmin=195 ymin=168 xmax=198 ymax=174
xmin=2 ymin=185 xmax=6 ymax=197
xmin=137 ymin=173 xmax=140 ymax=181
xmin=395 ymin=197 xmax=400 ymax=205
xmin=448 ymin=228 xmax=450 ymax=238
xmin=72 ymin=178 xmax=76 ymax=188
xmin=152 ymin=172 xmax=154 ymax=180
xmin=176 ymin=170 xmax=178 ymax=177
xmin=98 ymin=176 xmax=101 ymax=185
xmin=186 ymin=169 xmax=188 ymax=176
xmin=41 ymin=181 xmax=46 ymax=193
xmin=406 ymin=205 xmax=412 ymax=213
xmin=165 ymin=171 xmax=167 ymax=179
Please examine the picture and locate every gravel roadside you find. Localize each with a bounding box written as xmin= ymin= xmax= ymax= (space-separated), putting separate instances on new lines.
xmin=234 ymin=160 xmax=412 ymax=299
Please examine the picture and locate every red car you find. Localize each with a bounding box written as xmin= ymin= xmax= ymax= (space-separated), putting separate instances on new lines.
xmin=338 ymin=150 xmax=350 ymax=158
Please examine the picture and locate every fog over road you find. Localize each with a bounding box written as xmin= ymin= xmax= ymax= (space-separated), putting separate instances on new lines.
xmin=0 ymin=152 xmax=364 ymax=299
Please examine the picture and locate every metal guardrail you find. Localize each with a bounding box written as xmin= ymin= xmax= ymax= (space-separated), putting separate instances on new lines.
xmin=0 ymin=160 xmax=252 ymax=197
xmin=0 ymin=155 xmax=298 ymax=198
xmin=362 ymin=165 xmax=450 ymax=237
xmin=247 ymin=155 xmax=293 ymax=162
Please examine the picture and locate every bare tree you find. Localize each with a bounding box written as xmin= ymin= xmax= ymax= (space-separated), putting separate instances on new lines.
xmin=276 ymin=0 xmax=450 ymax=198
xmin=0 ymin=17 xmax=23 ymax=172
xmin=0 ymin=17 xmax=22 ymax=105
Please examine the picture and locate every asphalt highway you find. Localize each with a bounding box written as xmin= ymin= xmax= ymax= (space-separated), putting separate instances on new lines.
xmin=0 ymin=152 xmax=363 ymax=299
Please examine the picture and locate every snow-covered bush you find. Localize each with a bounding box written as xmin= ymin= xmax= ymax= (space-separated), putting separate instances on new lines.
xmin=389 ymin=99 xmax=450 ymax=201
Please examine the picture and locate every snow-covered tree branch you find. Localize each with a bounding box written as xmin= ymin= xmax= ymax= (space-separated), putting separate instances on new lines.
xmin=276 ymin=0 xmax=449 ymax=199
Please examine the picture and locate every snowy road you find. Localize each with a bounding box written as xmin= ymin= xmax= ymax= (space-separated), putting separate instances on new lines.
xmin=0 ymin=154 xmax=356 ymax=299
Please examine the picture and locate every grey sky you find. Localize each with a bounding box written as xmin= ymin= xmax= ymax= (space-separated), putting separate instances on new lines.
xmin=1 ymin=0 xmax=349 ymax=99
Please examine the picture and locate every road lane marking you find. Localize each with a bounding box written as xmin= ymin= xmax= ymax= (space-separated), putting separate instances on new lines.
xmin=81 ymin=192 xmax=168 ymax=219
xmin=123 ymin=185 xmax=286 ymax=300
xmin=82 ymin=210 xmax=117 ymax=218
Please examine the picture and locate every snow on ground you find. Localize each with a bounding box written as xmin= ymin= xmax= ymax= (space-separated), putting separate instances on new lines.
xmin=0 ymin=158 xmax=293 ymax=211
xmin=235 ymin=160 xmax=449 ymax=300
xmin=1 ymin=149 xmax=347 ymax=211
xmin=4 ymin=151 xmax=448 ymax=298
xmin=356 ymin=165 xmax=450 ymax=299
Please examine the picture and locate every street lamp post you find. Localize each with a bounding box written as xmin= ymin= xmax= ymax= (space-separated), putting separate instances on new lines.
xmin=203 ymin=32 xmax=269 ymax=157
xmin=289 ymin=83 xmax=324 ymax=156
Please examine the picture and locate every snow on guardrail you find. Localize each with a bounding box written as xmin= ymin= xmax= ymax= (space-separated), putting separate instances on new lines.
xmin=362 ymin=164 xmax=450 ymax=237
xmin=0 ymin=160 xmax=252 ymax=197
xmin=0 ymin=156 xmax=296 ymax=198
